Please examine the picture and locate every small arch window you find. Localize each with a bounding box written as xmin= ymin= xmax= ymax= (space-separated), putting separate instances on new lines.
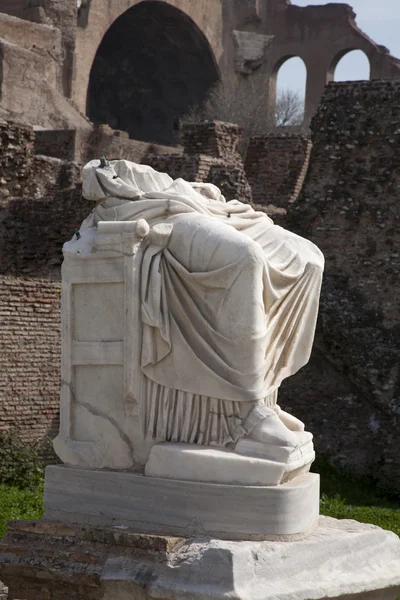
xmin=332 ymin=49 xmax=371 ymax=81
xmin=275 ymin=56 xmax=307 ymax=127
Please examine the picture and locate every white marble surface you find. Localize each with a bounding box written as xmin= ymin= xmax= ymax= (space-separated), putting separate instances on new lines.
xmin=99 ymin=516 xmax=400 ymax=600
xmin=44 ymin=465 xmax=320 ymax=541
xmin=55 ymin=160 xmax=324 ymax=473
xmin=145 ymin=441 xmax=314 ymax=486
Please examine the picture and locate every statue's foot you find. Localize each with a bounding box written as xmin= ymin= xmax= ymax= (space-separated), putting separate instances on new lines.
xmin=234 ymin=405 xmax=314 ymax=475
xmin=274 ymin=405 xmax=305 ymax=432
xmin=244 ymin=406 xmax=299 ymax=449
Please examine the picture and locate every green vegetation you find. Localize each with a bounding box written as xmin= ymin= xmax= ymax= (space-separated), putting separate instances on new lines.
xmin=0 ymin=430 xmax=45 ymax=538
xmin=0 ymin=429 xmax=43 ymax=489
xmin=313 ymin=457 xmax=400 ymax=537
xmin=0 ymin=482 xmax=44 ymax=539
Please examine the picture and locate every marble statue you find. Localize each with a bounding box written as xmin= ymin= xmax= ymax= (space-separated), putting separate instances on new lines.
xmin=4 ymin=165 xmax=400 ymax=600
xmin=50 ymin=158 xmax=324 ymax=538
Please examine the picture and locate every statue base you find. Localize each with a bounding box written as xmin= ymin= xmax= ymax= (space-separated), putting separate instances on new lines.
xmin=145 ymin=437 xmax=315 ymax=486
xmin=1 ymin=517 xmax=400 ymax=600
xmin=43 ymin=465 xmax=319 ymax=541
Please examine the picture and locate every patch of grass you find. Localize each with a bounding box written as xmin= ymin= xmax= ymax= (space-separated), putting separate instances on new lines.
xmin=313 ymin=457 xmax=400 ymax=536
xmin=0 ymin=481 xmax=44 ymax=539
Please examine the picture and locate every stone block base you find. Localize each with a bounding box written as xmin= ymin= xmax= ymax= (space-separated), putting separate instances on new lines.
xmin=1 ymin=517 xmax=400 ymax=600
xmin=145 ymin=440 xmax=314 ymax=486
xmin=43 ymin=465 xmax=319 ymax=541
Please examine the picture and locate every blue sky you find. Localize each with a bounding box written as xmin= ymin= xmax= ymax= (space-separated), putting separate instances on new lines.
xmin=278 ymin=0 xmax=400 ymax=96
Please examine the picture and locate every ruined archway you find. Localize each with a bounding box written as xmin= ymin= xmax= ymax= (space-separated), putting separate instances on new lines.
xmin=86 ymin=1 xmax=220 ymax=145
xmin=329 ymin=49 xmax=371 ymax=82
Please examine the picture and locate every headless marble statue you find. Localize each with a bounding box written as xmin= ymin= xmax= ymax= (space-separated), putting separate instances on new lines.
xmin=57 ymin=158 xmax=324 ymax=488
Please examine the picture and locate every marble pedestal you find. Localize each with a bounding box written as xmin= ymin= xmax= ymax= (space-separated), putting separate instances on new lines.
xmin=145 ymin=438 xmax=315 ymax=486
xmin=1 ymin=517 xmax=400 ymax=600
xmin=43 ymin=465 xmax=320 ymax=541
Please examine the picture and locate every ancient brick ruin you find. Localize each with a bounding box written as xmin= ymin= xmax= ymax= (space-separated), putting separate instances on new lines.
xmin=245 ymin=134 xmax=312 ymax=209
xmin=147 ymin=122 xmax=252 ymax=203
xmin=281 ymin=80 xmax=400 ymax=494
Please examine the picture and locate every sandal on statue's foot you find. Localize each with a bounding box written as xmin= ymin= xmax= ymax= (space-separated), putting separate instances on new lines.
xmin=241 ymin=405 xmax=299 ymax=449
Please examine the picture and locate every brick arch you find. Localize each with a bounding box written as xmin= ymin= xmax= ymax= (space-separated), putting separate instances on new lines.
xmin=73 ymin=0 xmax=223 ymax=118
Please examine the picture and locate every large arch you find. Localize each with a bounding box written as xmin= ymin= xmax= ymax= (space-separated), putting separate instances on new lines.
xmin=73 ymin=0 xmax=223 ymax=139
xmin=84 ymin=1 xmax=220 ymax=145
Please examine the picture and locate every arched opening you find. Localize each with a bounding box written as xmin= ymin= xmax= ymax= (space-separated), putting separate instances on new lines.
xmin=331 ymin=49 xmax=371 ymax=82
xmin=274 ymin=56 xmax=307 ymax=127
xmin=86 ymin=1 xmax=219 ymax=145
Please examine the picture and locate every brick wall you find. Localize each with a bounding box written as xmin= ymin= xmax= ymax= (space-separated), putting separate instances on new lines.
xmin=0 ymin=186 xmax=92 ymax=278
xmin=147 ymin=121 xmax=252 ymax=203
xmin=181 ymin=121 xmax=243 ymax=165
xmin=281 ymin=80 xmax=400 ymax=493
xmin=245 ymin=134 xmax=312 ymax=208
xmin=0 ymin=277 xmax=61 ymax=451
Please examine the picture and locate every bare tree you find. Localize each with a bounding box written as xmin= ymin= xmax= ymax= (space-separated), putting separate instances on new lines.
xmin=182 ymin=76 xmax=269 ymax=141
xmin=182 ymin=76 xmax=306 ymax=152
xmin=275 ymin=89 xmax=304 ymax=127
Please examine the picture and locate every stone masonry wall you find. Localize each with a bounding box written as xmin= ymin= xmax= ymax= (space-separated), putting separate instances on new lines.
xmin=245 ymin=134 xmax=312 ymax=208
xmin=0 ymin=277 xmax=61 ymax=451
xmin=0 ymin=119 xmax=34 ymax=198
xmin=34 ymin=125 xmax=182 ymax=164
xmin=281 ymin=80 xmax=400 ymax=495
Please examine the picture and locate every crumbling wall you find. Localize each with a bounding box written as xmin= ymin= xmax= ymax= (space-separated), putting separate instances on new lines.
xmin=34 ymin=125 xmax=182 ymax=164
xmin=0 ymin=120 xmax=88 ymax=452
xmin=148 ymin=121 xmax=252 ymax=202
xmin=245 ymin=134 xmax=312 ymax=208
xmin=0 ymin=119 xmax=34 ymax=198
xmin=282 ymin=80 xmax=400 ymax=494
xmin=0 ymin=120 xmax=86 ymax=277
xmin=181 ymin=121 xmax=243 ymax=166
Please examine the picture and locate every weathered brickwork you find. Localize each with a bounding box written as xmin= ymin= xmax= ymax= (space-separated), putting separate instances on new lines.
xmin=0 ymin=277 xmax=61 ymax=449
xmin=0 ymin=186 xmax=91 ymax=278
xmin=245 ymin=134 xmax=312 ymax=208
xmin=147 ymin=122 xmax=252 ymax=203
xmin=182 ymin=121 xmax=242 ymax=165
xmin=281 ymin=80 xmax=400 ymax=494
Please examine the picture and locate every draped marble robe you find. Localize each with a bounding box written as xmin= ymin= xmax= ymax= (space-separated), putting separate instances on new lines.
xmin=66 ymin=160 xmax=324 ymax=447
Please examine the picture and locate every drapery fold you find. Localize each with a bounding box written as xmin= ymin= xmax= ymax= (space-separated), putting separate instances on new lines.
xmin=142 ymin=378 xmax=278 ymax=447
xmin=76 ymin=160 xmax=324 ymax=415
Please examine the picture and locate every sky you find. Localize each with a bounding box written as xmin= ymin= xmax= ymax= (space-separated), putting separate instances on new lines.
xmin=278 ymin=0 xmax=400 ymax=96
